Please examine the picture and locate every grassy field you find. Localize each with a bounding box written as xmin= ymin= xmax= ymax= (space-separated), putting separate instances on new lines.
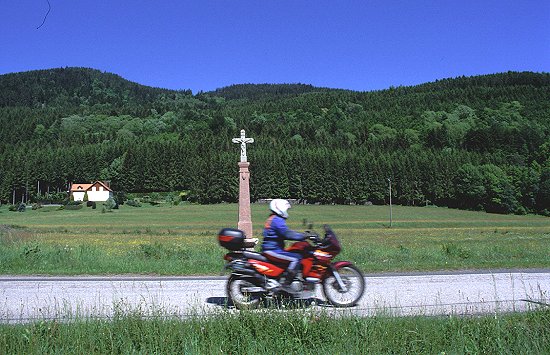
xmin=0 ymin=308 xmax=548 ymax=354
xmin=0 ymin=203 xmax=549 ymax=275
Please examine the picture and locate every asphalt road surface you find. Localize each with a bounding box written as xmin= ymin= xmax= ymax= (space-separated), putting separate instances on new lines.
xmin=1 ymin=270 xmax=549 ymax=323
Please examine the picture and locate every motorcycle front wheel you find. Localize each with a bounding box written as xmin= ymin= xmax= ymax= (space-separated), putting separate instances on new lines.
xmin=226 ymin=274 xmax=263 ymax=310
xmin=322 ymin=265 xmax=365 ymax=307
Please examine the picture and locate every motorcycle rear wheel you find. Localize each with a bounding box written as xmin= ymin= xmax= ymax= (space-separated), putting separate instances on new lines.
xmin=322 ymin=265 xmax=365 ymax=307
xmin=227 ymin=274 xmax=263 ymax=310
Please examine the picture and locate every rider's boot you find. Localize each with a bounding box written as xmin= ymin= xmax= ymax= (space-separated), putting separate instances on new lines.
xmin=280 ymin=269 xmax=298 ymax=294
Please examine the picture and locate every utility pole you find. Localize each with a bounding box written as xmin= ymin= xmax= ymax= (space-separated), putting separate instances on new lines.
xmin=387 ymin=177 xmax=393 ymax=227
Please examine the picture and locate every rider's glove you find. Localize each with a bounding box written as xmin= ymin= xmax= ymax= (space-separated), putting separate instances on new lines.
xmin=304 ymin=231 xmax=320 ymax=242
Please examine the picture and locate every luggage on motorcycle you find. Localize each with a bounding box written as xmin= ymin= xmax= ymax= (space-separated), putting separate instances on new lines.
xmin=218 ymin=228 xmax=246 ymax=250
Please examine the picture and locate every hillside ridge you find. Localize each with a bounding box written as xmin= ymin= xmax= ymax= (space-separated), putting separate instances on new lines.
xmin=2 ymin=67 xmax=549 ymax=106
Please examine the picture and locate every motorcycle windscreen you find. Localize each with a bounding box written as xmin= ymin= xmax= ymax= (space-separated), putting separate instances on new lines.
xmin=320 ymin=229 xmax=341 ymax=254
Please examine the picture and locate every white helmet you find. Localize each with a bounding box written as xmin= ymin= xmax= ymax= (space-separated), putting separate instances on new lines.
xmin=270 ymin=199 xmax=291 ymax=219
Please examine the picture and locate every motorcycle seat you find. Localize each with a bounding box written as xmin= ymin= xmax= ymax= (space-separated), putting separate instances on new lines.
xmin=243 ymin=251 xmax=268 ymax=262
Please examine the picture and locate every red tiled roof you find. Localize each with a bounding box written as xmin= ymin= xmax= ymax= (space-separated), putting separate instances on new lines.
xmin=92 ymin=181 xmax=113 ymax=192
xmin=70 ymin=183 xmax=93 ymax=192
xmin=70 ymin=181 xmax=113 ymax=192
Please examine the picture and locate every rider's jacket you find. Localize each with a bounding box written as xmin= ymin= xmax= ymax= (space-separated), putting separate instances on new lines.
xmin=261 ymin=214 xmax=305 ymax=251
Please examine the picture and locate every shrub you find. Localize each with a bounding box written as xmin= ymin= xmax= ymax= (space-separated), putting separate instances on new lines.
xmin=103 ymin=197 xmax=117 ymax=212
xmin=8 ymin=202 xmax=27 ymax=212
xmin=114 ymin=191 xmax=126 ymax=205
xmin=164 ymin=194 xmax=174 ymax=204
xmin=126 ymin=199 xmax=141 ymax=207
xmin=149 ymin=192 xmax=160 ymax=202
xmin=514 ymin=206 xmax=527 ymax=215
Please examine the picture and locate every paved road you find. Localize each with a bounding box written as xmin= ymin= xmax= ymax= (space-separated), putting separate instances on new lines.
xmin=1 ymin=270 xmax=549 ymax=323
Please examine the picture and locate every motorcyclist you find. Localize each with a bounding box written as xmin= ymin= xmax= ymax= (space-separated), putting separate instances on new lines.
xmin=261 ymin=199 xmax=306 ymax=291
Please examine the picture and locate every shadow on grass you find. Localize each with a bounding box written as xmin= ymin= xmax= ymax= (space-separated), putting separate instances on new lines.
xmin=206 ymin=296 xmax=330 ymax=309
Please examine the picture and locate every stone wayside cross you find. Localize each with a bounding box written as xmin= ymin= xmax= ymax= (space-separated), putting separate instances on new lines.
xmin=232 ymin=130 xmax=255 ymax=243
xmin=232 ymin=129 xmax=254 ymax=163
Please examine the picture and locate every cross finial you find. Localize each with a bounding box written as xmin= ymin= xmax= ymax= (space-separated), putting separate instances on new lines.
xmin=232 ymin=129 xmax=254 ymax=162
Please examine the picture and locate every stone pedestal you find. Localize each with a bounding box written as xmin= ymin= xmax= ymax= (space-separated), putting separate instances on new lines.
xmin=238 ymin=162 xmax=253 ymax=240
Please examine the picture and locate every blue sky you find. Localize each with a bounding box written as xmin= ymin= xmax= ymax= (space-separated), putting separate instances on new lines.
xmin=1 ymin=1 xmax=548 ymax=93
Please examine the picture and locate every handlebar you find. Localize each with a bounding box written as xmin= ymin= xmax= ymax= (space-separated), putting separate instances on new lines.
xmin=303 ymin=231 xmax=321 ymax=243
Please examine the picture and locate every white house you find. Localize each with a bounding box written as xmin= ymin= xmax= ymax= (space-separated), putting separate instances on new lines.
xmin=70 ymin=181 xmax=113 ymax=202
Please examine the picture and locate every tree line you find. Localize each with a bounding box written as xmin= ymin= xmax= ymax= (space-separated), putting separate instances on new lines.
xmin=0 ymin=68 xmax=548 ymax=215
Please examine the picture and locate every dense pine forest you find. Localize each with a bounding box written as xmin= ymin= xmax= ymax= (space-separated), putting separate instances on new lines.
xmin=0 ymin=67 xmax=549 ymax=215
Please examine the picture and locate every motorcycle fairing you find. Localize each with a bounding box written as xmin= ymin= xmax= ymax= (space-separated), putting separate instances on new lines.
xmin=300 ymin=257 xmax=313 ymax=276
xmin=249 ymin=259 xmax=284 ymax=277
xmin=312 ymin=249 xmax=333 ymax=264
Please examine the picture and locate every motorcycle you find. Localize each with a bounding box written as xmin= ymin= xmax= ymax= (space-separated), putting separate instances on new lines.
xmin=218 ymin=224 xmax=365 ymax=309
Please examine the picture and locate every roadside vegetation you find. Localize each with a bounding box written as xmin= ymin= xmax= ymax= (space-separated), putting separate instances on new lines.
xmin=0 ymin=204 xmax=548 ymax=275
xmin=0 ymin=307 xmax=548 ymax=353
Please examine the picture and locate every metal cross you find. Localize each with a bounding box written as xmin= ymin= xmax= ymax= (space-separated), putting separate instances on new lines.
xmin=232 ymin=129 xmax=254 ymax=162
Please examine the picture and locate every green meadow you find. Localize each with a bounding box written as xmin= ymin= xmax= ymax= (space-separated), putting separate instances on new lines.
xmin=1 ymin=309 xmax=549 ymax=354
xmin=1 ymin=203 xmax=549 ymax=353
xmin=0 ymin=203 xmax=549 ymax=275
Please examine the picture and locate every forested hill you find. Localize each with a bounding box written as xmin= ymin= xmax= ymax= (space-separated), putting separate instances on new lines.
xmin=1 ymin=67 xmax=549 ymax=215
xmin=208 ymin=83 xmax=335 ymax=100
xmin=0 ymin=67 xmax=190 ymax=108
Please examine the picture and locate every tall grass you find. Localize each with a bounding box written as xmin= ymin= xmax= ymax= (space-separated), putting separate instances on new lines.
xmin=0 ymin=239 xmax=223 ymax=275
xmin=0 ymin=308 xmax=549 ymax=354
xmin=0 ymin=204 xmax=548 ymax=275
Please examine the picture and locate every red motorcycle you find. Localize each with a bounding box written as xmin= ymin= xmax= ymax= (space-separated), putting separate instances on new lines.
xmin=218 ymin=225 xmax=365 ymax=309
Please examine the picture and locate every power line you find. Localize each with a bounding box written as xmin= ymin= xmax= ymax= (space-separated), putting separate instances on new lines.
xmin=36 ymin=0 xmax=51 ymax=30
